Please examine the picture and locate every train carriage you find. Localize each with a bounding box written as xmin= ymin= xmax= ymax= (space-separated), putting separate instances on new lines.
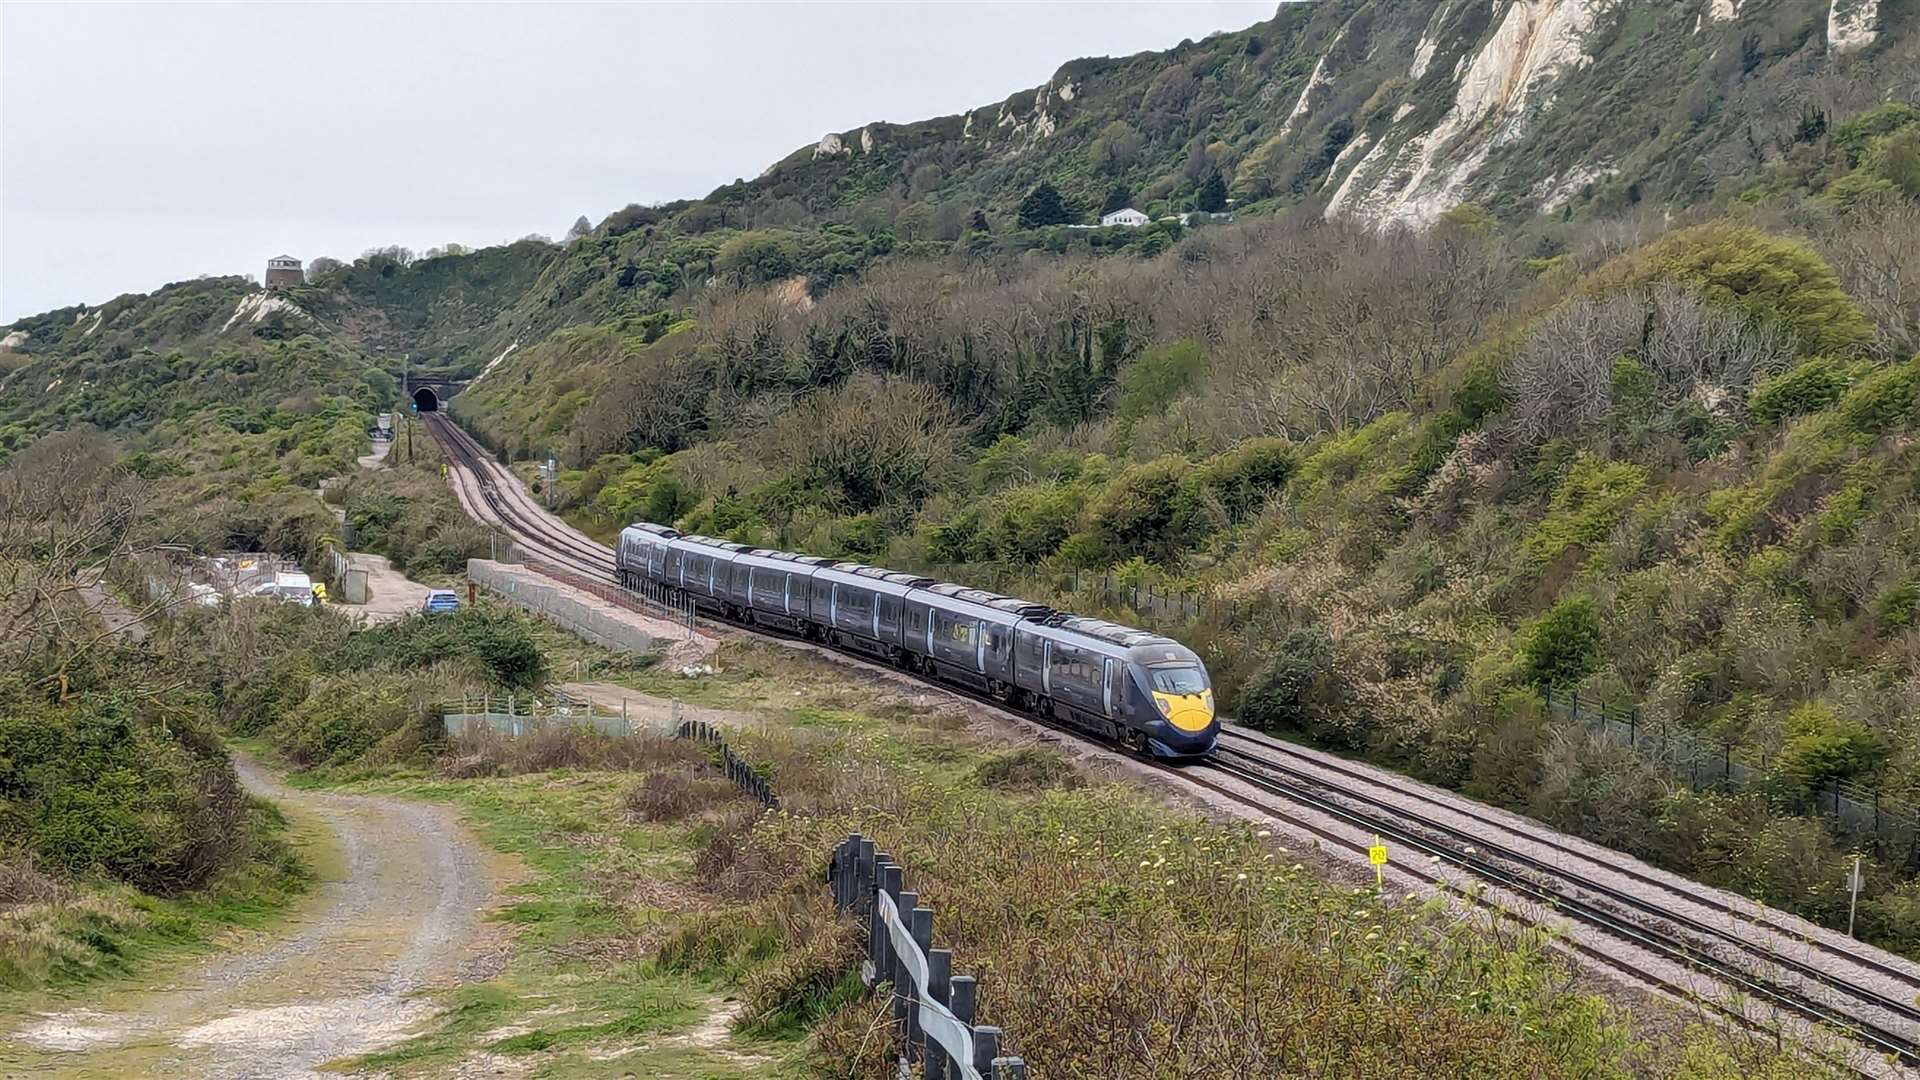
xmin=805 ymin=563 xmax=928 ymax=660
xmin=664 ymin=534 xmax=747 ymax=615
xmin=902 ymin=584 xmax=1049 ymax=698
xmin=726 ymin=549 xmax=830 ymax=632
xmin=616 ymin=522 xmax=679 ymax=590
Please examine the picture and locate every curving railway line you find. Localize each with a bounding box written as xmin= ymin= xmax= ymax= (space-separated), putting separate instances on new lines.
xmin=426 ymin=412 xmax=1920 ymax=1075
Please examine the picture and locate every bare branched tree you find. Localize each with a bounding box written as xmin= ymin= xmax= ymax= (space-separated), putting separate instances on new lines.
xmin=0 ymin=428 xmax=173 ymax=694
xmin=1504 ymin=294 xmax=1642 ymax=442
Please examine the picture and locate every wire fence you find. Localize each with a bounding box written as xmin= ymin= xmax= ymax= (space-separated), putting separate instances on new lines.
xmin=830 ymin=833 xmax=1026 ymax=1080
xmin=1545 ymin=685 xmax=1920 ymax=865
xmin=437 ymin=694 xmax=777 ymax=808
xmin=514 ymin=555 xmax=702 ymax=642
xmin=677 ymin=719 xmax=777 ymax=809
xmin=921 ymin=562 xmax=1217 ymax=627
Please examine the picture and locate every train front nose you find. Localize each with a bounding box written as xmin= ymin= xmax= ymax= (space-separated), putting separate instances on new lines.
xmin=1151 ymin=690 xmax=1217 ymax=756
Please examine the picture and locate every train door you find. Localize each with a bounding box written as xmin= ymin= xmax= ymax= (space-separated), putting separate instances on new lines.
xmin=1103 ymin=658 xmax=1117 ymax=717
xmin=783 ymin=575 xmax=792 ymax=615
xmin=974 ymin=622 xmax=986 ymax=673
xmin=1041 ymin=640 xmax=1053 ymax=696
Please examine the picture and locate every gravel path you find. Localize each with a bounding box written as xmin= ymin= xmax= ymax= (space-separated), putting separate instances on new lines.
xmin=5 ymin=755 xmax=510 ymax=1079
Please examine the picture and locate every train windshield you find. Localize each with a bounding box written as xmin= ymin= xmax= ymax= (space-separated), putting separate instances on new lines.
xmin=1148 ymin=666 xmax=1207 ymax=694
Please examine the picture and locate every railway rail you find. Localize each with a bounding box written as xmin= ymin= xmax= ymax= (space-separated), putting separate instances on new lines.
xmin=427 ymin=412 xmax=1919 ymax=1075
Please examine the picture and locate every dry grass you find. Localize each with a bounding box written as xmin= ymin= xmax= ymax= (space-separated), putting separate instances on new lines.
xmin=641 ymin=716 xmax=1833 ymax=1080
xmin=437 ymin=726 xmax=708 ymax=778
xmin=623 ymin=769 xmax=753 ymax=822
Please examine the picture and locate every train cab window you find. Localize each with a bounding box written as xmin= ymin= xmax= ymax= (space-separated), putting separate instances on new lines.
xmin=1149 ymin=666 xmax=1207 ymax=694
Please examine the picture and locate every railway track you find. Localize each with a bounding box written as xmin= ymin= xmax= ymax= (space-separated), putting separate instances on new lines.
xmin=427 ymin=412 xmax=1918 ymax=1074
xmin=423 ymin=414 xmax=616 ymax=579
xmin=1187 ymin=751 xmax=1919 ymax=1073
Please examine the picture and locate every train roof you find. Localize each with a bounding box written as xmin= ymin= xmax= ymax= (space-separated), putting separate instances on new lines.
xmin=919 ymin=582 xmax=1054 ymax=619
xmin=673 ymin=534 xmax=747 ymax=553
xmin=832 ymin=562 xmax=934 ymax=587
xmin=623 ymin=522 xmax=679 ymax=538
xmin=1047 ymin=613 xmax=1176 ymax=649
xmin=766 ymin=551 xmax=831 ymax=567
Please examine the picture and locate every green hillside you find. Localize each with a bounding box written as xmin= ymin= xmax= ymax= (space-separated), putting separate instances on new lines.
xmin=6 ymin=0 xmax=1920 ymax=958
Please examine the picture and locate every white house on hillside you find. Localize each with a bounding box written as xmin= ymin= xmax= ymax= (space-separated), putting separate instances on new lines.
xmin=1100 ymin=207 xmax=1150 ymax=228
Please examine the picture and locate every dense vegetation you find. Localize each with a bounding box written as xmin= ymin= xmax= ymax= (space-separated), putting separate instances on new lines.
xmin=465 ymin=148 xmax=1920 ymax=952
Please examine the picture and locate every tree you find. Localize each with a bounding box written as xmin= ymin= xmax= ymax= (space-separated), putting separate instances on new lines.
xmin=565 ymin=215 xmax=592 ymax=241
xmin=1101 ymin=183 xmax=1134 ymax=217
xmin=1017 ymin=182 xmax=1073 ymax=229
xmin=1195 ymin=170 xmax=1228 ymax=213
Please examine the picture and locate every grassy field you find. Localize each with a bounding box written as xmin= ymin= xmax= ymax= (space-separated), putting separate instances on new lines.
xmin=294 ymin=638 xmax=1830 ymax=1079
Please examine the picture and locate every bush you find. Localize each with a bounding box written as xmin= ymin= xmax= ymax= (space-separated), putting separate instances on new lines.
xmin=1591 ymin=224 xmax=1873 ymax=356
xmin=0 ymin=696 xmax=248 ymax=895
xmin=1520 ymin=596 xmax=1603 ymax=690
xmin=1748 ymin=357 xmax=1853 ymax=424
xmin=971 ymin=746 xmax=1085 ymax=792
xmin=337 ymin=607 xmax=545 ymax=688
xmin=1237 ymin=628 xmax=1351 ymax=744
xmin=1090 ymin=456 xmax=1190 ymax=561
xmin=1775 ymin=701 xmax=1883 ymax=788
xmin=1523 ymin=454 xmax=1646 ymax=564
xmin=1836 ymin=357 xmax=1920 ymax=436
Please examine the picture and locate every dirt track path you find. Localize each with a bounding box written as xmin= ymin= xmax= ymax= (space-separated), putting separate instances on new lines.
xmin=3 ymin=756 xmax=510 ymax=1079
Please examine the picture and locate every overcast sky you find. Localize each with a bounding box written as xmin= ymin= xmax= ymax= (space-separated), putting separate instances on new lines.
xmin=0 ymin=1 xmax=1273 ymax=322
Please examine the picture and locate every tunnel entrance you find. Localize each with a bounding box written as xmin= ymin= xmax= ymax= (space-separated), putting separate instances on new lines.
xmin=412 ymin=386 xmax=439 ymax=412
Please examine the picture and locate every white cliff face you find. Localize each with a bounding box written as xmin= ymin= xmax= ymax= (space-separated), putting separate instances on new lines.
xmin=0 ymin=330 xmax=27 ymax=351
xmin=812 ymin=133 xmax=847 ymax=159
xmin=1328 ymin=0 xmax=1606 ymax=228
xmin=220 ymin=292 xmax=310 ymax=334
xmin=860 ymin=127 xmax=874 ymax=153
xmin=1409 ymin=2 xmax=1451 ymax=79
xmin=1709 ymin=0 xmax=1740 ymax=21
xmin=1279 ymin=51 xmax=1334 ymax=139
xmin=1829 ymin=0 xmax=1879 ymax=53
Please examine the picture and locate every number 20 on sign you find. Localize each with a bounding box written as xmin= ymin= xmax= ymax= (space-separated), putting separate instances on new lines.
xmin=1367 ymin=836 xmax=1388 ymax=887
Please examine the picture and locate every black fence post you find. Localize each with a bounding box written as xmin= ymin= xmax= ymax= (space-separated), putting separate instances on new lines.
xmin=857 ymin=838 xmax=875 ymax=917
xmin=927 ymin=948 xmax=952 ymax=1080
xmin=910 ymin=905 xmax=933 ymax=1061
xmin=949 ymin=976 xmax=976 ymax=1054
xmin=873 ymin=857 xmax=898 ymax=986
xmin=893 ymin=890 xmax=918 ymax=1027
xmin=1628 ymin=707 xmax=1637 ymax=748
xmin=973 ymin=1026 xmax=1002 ymax=1078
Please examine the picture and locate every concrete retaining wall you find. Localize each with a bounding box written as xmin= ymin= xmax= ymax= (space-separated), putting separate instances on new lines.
xmin=467 ymin=559 xmax=660 ymax=654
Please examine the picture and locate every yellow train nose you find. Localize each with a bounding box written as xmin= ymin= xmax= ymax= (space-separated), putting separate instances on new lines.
xmin=1155 ymin=691 xmax=1216 ymax=733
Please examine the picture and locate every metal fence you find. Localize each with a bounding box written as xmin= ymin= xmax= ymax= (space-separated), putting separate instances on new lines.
xmin=1545 ymin=686 xmax=1920 ymax=864
xmin=437 ymin=697 xmax=778 ymax=808
xmin=829 ymin=833 xmax=1026 ymax=1080
xmin=515 ymin=555 xmax=701 ymax=642
xmin=922 ymin=562 xmax=1216 ymax=628
xmin=441 ymin=690 xmax=650 ymax=738
xmin=677 ymin=719 xmax=778 ymax=809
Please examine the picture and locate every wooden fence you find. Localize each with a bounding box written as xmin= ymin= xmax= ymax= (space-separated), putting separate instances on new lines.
xmin=830 ymin=834 xmax=1026 ymax=1080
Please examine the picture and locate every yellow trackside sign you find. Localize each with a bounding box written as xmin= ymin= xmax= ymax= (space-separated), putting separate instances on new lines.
xmin=1368 ymin=836 xmax=1387 ymax=887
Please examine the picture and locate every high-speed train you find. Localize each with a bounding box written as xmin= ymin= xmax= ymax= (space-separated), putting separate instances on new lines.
xmin=616 ymin=522 xmax=1217 ymax=758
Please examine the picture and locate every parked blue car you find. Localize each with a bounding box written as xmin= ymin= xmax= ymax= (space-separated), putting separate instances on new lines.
xmin=422 ymin=589 xmax=461 ymax=615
